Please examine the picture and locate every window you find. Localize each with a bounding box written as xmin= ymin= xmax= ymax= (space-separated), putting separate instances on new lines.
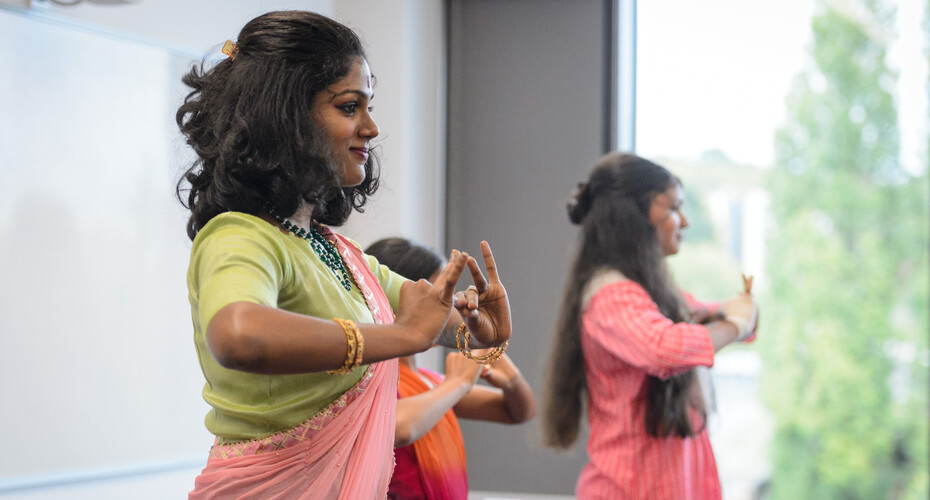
xmin=634 ymin=1 xmax=929 ymax=498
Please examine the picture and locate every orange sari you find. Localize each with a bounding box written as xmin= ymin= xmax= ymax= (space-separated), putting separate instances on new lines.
xmin=388 ymin=364 xmax=468 ymax=500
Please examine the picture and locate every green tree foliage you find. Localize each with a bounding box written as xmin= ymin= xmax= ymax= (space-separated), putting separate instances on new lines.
xmin=761 ymin=1 xmax=929 ymax=498
xmin=662 ymin=153 xmax=762 ymax=300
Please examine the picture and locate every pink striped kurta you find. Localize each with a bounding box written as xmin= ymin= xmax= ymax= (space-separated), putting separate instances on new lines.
xmin=577 ymin=278 xmax=719 ymax=500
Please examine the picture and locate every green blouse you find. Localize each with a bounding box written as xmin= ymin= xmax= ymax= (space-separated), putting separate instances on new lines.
xmin=187 ymin=212 xmax=405 ymax=442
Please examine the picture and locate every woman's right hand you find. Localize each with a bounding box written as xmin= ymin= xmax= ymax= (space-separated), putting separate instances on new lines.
xmin=444 ymin=351 xmax=483 ymax=388
xmin=393 ymin=250 xmax=469 ymax=349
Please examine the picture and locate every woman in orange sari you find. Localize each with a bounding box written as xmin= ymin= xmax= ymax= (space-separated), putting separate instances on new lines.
xmin=176 ymin=11 xmax=511 ymax=499
xmin=366 ymin=238 xmax=536 ymax=500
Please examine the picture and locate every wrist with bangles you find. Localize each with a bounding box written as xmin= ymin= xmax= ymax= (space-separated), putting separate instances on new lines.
xmin=328 ymin=318 xmax=365 ymax=375
xmin=455 ymin=322 xmax=508 ymax=364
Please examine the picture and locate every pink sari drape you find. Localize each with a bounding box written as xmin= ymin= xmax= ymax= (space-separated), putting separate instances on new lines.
xmin=190 ymin=230 xmax=398 ymax=500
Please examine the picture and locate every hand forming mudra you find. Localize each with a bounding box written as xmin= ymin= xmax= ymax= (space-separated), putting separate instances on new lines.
xmin=453 ymin=241 xmax=512 ymax=348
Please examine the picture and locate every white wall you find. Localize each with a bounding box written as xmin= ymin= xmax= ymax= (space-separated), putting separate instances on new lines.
xmin=10 ymin=0 xmax=445 ymax=249
xmin=6 ymin=0 xmax=336 ymax=54
xmin=336 ymin=0 xmax=447 ymax=251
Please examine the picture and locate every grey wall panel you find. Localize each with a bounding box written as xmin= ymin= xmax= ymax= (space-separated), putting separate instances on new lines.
xmin=446 ymin=0 xmax=612 ymax=495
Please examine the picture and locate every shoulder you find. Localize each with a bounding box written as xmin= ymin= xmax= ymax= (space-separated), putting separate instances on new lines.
xmin=582 ymin=268 xmax=644 ymax=309
xmin=339 ymin=234 xmax=363 ymax=251
xmin=330 ymin=232 xmax=379 ymax=270
xmin=197 ymin=212 xmax=274 ymax=237
xmin=194 ymin=212 xmax=283 ymax=248
xmin=357 ymin=242 xmax=410 ymax=287
xmin=584 ymin=275 xmax=657 ymax=321
xmin=190 ymin=212 xmax=292 ymax=270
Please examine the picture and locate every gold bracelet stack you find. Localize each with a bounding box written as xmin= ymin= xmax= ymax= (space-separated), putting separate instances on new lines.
xmin=328 ymin=318 xmax=364 ymax=375
xmin=455 ymin=322 xmax=508 ymax=364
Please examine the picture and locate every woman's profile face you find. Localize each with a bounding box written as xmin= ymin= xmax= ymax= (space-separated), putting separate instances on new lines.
xmin=648 ymin=183 xmax=689 ymax=256
xmin=312 ymin=57 xmax=379 ymax=187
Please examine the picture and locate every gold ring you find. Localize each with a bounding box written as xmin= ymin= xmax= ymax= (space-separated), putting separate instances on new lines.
xmin=466 ymin=285 xmax=479 ymax=293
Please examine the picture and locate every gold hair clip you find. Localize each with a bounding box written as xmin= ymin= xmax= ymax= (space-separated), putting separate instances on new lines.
xmin=222 ymin=40 xmax=239 ymax=60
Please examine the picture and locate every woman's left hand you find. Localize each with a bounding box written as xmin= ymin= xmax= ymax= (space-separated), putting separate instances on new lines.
xmin=453 ymin=241 xmax=511 ymax=347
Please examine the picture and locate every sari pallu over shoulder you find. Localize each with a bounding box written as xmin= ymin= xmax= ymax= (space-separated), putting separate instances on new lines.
xmin=189 ymin=229 xmax=399 ymax=500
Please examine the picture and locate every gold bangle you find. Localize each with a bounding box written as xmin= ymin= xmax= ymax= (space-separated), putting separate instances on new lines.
xmin=351 ymin=320 xmax=365 ymax=370
xmin=456 ymin=322 xmax=508 ymax=364
xmin=455 ymin=322 xmax=467 ymax=355
xmin=328 ymin=318 xmax=359 ymax=375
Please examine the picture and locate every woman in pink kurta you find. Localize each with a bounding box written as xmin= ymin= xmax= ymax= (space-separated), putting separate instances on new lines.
xmin=542 ymin=153 xmax=759 ymax=499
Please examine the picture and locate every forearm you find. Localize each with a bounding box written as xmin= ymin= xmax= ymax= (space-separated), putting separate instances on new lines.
xmin=206 ymin=301 xmax=431 ymax=374
xmin=499 ymin=374 xmax=537 ymax=423
xmin=705 ymin=320 xmax=739 ymax=352
xmin=454 ymin=376 xmax=536 ymax=424
xmin=394 ymin=378 xmax=472 ymax=447
xmin=435 ymin=323 xmax=489 ymax=350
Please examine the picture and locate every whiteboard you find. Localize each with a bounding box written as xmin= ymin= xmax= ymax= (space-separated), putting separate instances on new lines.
xmin=0 ymin=9 xmax=214 ymax=481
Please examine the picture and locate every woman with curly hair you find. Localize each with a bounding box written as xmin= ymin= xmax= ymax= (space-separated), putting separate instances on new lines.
xmin=541 ymin=152 xmax=758 ymax=499
xmin=176 ymin=11 xmax=511 ymax=498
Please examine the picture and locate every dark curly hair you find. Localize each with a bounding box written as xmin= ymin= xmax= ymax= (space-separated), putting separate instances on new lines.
xmin=542 ymin=152 xmax=700 ymax=449
xmin=175 ymin=10 xmax=381 ymax=240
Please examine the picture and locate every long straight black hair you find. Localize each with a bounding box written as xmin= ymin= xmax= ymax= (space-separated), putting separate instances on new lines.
xmin=542 ymin=152 xmax=698 ymax=449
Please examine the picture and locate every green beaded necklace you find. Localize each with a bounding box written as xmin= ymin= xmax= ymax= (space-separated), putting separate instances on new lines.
xmin=271 ymin=212 xmax=354 ymax=292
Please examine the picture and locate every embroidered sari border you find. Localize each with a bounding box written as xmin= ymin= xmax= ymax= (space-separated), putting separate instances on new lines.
xmin=209 ymin=365 xmax=375 ymax=459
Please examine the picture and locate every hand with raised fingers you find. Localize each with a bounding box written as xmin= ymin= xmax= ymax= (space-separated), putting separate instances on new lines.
xmin=394 ymin=250 xmax=469 ymax=349
xmin=453 ymin=241 xmax=511 ymax=347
